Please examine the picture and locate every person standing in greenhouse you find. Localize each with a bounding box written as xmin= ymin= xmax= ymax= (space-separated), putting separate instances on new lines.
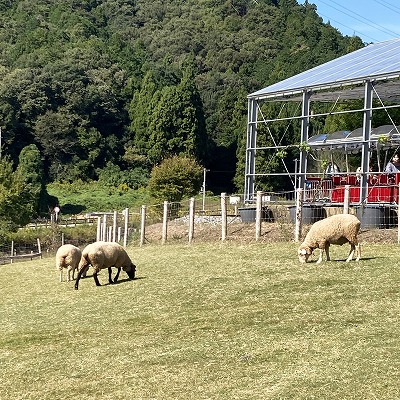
xmin=384 ymin=154 xmax=400 ymax=173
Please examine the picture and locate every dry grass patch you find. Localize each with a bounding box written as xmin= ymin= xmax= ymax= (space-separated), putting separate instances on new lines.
xmin=0 ymin=242 xmax=399 ymax=399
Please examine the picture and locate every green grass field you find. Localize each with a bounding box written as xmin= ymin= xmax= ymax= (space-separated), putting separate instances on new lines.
xmin=1 ymin=241 xmax=400 ymax=399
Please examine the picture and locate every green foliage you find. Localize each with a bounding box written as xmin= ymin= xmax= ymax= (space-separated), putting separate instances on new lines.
xmin=148 ymin=155 xmax=203 ymax=202
xmin=323 ymin=101 xmax=364 ymax=132
xmin=0 ymin=156 xmax=37 ymax=229
xmin=16 ymin=144 xmax=57 ymax=215
xmin=132 ymin=62 xmax=208 ymax=166
xmin=97 ymin=161 xmax=149 ymax=189
xmin=47 ymin=180 xmax=151 ymax=214
xmin=0 ymin=0 xmax=365 ymax=196
xmin=16 ymin=144 xmax=43 ymax=184
xmin=10 ymin=223 xmax=97 ymax=249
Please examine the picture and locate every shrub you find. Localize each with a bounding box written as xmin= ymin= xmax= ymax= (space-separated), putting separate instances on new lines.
xmin=148 ymin=156 xmax=203 ymax=202
xmin=97 ymin=162 xmax=149 ymax=189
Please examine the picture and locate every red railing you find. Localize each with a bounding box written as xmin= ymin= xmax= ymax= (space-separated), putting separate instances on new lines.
xmin=306 ymin=173 xmax=400 ymax=203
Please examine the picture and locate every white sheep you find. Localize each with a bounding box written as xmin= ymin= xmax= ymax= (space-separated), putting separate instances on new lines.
xmin=56 ymin=244 xmax=82 ymax=282
xmin=74 ymin=241 xmax=136 ymax=290
xmin=298 ymin=214 xmax=361 ymax=264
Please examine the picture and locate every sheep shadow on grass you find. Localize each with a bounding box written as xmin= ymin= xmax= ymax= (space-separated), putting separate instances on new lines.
xmin=104 ymin=276 xmax=144 ymax=286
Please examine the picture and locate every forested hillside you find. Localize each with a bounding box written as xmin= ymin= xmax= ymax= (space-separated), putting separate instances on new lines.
xmin=0 ymin=0 xmax=364 ymax=205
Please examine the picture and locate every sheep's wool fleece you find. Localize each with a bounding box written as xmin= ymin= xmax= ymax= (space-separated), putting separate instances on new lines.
xmin=81 ymin=241 xmax=132 ymax=273
xmin=304 ymin=214 xmax=360 ymax=244
xmin=56 ymin=244 xmax=81 ymax=269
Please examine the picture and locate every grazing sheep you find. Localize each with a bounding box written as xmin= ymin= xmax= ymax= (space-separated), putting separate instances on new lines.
xmin=298 ymin=214 xmax=361 ymax=264
xmin=56 ymin=244 xmax=82 ymax=282
xmin=75 ymin=241 xmax=136 ymax=290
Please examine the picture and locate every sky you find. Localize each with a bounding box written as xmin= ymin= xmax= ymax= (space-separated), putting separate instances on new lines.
xmin=299 ymin=0 xmax=400 ymax=44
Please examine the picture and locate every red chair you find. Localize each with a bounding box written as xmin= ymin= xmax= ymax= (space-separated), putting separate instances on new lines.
xmin=386 ymin=174 xmax=396 ymax=185
xmin=347 ymin=175 xmax=357 ymax=185
xmin=369 ymin=175 xmax=379 ymax=186
xmin=379 ymin=174 xmax=389 ymax=184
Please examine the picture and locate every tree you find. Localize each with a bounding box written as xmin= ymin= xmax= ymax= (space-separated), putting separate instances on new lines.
xmin=129 ymin=70 xmax=161 ymax=156
xmin=0 ymin=156 xmax=36 ymax=228
xmin=0 ymin=0 xmax=366 ymax=193
xmin=147 ymin=62 xmax=208 ymax=165
xmin=33 ymin=109 xmax=80 ymax=180
xmin=147 ymin=155 xmax=203 ymax=202
xmin=16 ymin=144 xmax=58 ymax=215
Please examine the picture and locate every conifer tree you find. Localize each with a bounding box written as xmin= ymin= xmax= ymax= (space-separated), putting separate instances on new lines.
xmin=16 ymin=144 xmax=57 ymax=216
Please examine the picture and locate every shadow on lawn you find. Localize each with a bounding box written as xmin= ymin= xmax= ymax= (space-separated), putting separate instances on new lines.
xmin=106 ymin=276 xmax=146 ymax=285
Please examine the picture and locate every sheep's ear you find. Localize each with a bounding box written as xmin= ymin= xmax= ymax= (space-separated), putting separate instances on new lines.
xmin=300 ymin=249 xmax=307 ymax=255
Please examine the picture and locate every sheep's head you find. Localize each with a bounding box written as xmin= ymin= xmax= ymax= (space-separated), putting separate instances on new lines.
xmin=123 ymin=263 xmax=136 ymax=279
xmin=298 ymin=246 xmax=313 ymax=263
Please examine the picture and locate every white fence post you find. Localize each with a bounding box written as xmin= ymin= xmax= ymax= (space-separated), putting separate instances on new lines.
xmin=37 ymin=238 xmax=42 ymax=259
xmin=294 ymin=188 xmax=304 ymax=243
xmin=140 ymin=205 xmax=146 ymax=247
xmin=188 ymin=197 xmax=195 ymax=243
xmin=221 ymin=193 xmax=227 ymax=241
xmin=113 ymin=211 xmax=117 ymax=242
xmin=255 ymin=191 xmax=262 ymax=241
xmin=343 ymin=185 xmax=350 ymax=214
xmin=102 ymin=214 xmax=107 ymax=242
xmin=162 ymin=201 xmax=169 ymax=244
xmin=96 ymin=217 xmax=101 ymax=241
xmin=123 ymin=208 xmax=129 ymax=248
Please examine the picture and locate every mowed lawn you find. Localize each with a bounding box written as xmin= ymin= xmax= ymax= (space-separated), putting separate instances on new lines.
xmin=1 ymin=241 xmax=400 ymax=400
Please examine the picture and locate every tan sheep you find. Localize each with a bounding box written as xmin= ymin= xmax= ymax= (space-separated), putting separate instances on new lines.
xmin=75 ymin=241 xmax=136 ymax=290
xmin=56 ymin=244 xmax=82 ymax=282
xmin=298 ymin=214 xmax=361 ymax=264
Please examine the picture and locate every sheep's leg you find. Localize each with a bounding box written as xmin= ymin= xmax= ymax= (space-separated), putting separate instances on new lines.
xmin=108 ymin=267 xmax=114 ymax=284
xmin=325 ymin=244 xmax=331 ymax=261
xmin=316 ymin=247 xmax=325 ymax=264
xmin=93 ymin=272 xmax=101 ymax=286
xmin=355 ymin=243 xmax=361 ymax=261
xmin=59 ymin=270 xmax=63 ymax=283
xmin=348 ymin=242 xmax=361 ymax=261
xmin=74 ymin=268 xmax=86 ymax=290
xmin=346 ymin=243 xmax=355 ymax=262
xmin=67 ymin=269 xmax=71 ymax=282
xmin=78 ymin=265 xmax=88 ymax=279
xmin=113 ymin=267 xmax=121 ymax=283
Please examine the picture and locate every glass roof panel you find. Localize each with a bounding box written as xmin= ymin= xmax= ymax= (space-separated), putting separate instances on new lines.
xmin=307 ymin=125 xmax=400 ymax=151
xmin=249 ymin=39 xmax=400 ymax=99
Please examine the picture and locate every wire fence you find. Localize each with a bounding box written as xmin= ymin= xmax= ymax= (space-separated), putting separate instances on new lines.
xmin=128 ymin=190 xmax=400 ymax=245
xmin=3 ymin=189 xmax=400 ymax=264
xmin=0 ymin=240 xmax=42 ymax=265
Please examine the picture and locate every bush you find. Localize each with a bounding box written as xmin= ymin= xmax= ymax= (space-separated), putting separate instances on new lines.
xmin=148 ymin=156 xmax=203 ymax=202
xmin=9 ymin=223 xmax=97 ymax=251
xmin=97 ymin=162 xmax=149 ymax=189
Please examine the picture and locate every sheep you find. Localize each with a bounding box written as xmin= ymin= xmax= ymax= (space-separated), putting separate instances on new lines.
xmin=56 ymin=244 xmax=82 ymax=282
xmin=298 ymin=213 xmax=361 ymax=264
xmin=74 ymin=241 xmax=136 ymax=290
